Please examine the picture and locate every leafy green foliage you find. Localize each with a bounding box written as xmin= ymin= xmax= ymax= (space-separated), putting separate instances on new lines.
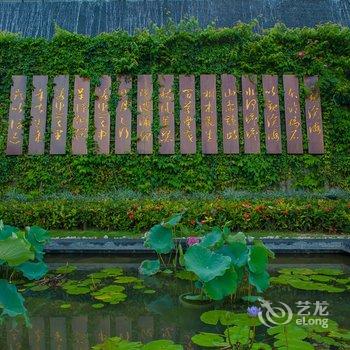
xmin=1 ymin=198 xmax=348 ymax=233
xmin=0 ymin=221 xmax=50 ymax=325
xmin=92 ymin=336 xmax=183 ymax=350
xmin=271 ymin=267 xmax=350 ymax=292
xmin=0 ymin=22 xmax=349 ymax=196
xmin=139 ymin=259 xmax=160 ymax=276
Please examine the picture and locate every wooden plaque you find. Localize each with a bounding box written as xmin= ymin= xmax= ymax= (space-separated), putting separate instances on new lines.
xmin=221 ymin=74 xmax=239 ymax=153
xmin=137 ymin=75 xmax=153 ymax=154
xmin=304 ymin=76 xmax=324 ymax=154
xmin=28 ymin=76 xmax=48 ymax=155
xmin=200 ymin=74 xmax=218 ymax=154
xmin=242 ymin=75 xmax=260 ymax=153
xmin=262 ymin=75 xmax=282 ymax=154
xmin=94 ymin=75 xmax=111 ymax=154
xmin=50 ymin=76 xmax=69 ymax=154
xmin=115 ymin=76 xmax=132 ymax=154
xmin=179 ymin=75 xmax=196 ymax=154
xmin=6 ymin=76 xmax=27 ymax=155
xmin=283 ymin=75 xmax=303 ymax=154
xmin=72 ymin=76 xmax=90 ymax=155
xmin=158 ymin=75 xmax=175 ymax=154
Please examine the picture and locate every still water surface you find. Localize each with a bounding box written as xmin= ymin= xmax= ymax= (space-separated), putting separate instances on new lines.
xmin=1 ymin=254 xmax=349 ymax=350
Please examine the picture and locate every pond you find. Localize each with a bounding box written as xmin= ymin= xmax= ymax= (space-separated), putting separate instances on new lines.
xmin=1 ymin=253 xmax=349 ymax=350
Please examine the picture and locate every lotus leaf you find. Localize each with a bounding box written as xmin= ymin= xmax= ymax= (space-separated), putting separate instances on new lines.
xmin=139 ymin=260 xmax=160 ymax=276
xmin=249 ymin=270 xmax=270 ymax=293
xmin=142 ymin=339 xmax=183 ymax=350
xmin=191 ymin=332 xmax=228 ymax=348
xmin=200 ymin=310 xmax=236 ymax=326
xmin=92 ymin=285 xmax=127 ymax=304
xmin=199 ymin=227 xmax=223 ymax=248
xmin=224 ymin=325 xmax=250 ymax=345
xmin=60 ymin=303 xmax=71 ymax=309
xmin=16 ymin=261 xmax=48 ymax=280
xmin=226 ymin=232 xmax=246 ymax=244
xmin=144 ymin=289 xmax=156 ymax=294
xmin=92 ymin=303 xmax=105 ymax=309
xmin=248 ymin=245 xmax=268 ymax=274
xmin=184 ymin=245 xmax=231 ymax=282
xmin=26 ymin=226 xmax=50 ymax=261
xmin=92 ymin=336 xmax=142 ymax=350
xmin=144 ymin=224 xmax=174 ymax=254
xmin=204 ymin=268 xmax=238 ymax=300
xmin=0 ymin=236 xmax=34 ymax=266
xmin=229 ymin=313 xmax=261 ymax=327
xmin=251 ymin=343 xmax=272 ymax=350
xmin=163 ymin=213 xmax=183 ymax=228
xmin=0 ymin=222 xmax=19 ymax=239
xmin=0 ymin=279 xmax=29 ymax=326
xmin=218 ymin=242 xmax=248 ymax=267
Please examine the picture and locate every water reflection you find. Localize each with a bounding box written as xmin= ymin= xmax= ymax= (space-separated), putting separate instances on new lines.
xmin=1 ymin=254 xmax=349 ymax=350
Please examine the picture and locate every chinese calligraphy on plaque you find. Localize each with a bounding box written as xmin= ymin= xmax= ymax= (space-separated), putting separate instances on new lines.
xmin=5 ymin=74 xmax=324 ymax=156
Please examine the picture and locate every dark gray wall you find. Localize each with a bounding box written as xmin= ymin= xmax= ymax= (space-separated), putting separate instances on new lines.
xmin=0 ymin=0 xmax=349 ymax=38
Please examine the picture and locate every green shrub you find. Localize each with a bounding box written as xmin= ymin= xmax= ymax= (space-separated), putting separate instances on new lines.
xmin=0 ymin=198 xmax=348 ymax=233
xmin=0 ymin=21 xmax=349 ymax=195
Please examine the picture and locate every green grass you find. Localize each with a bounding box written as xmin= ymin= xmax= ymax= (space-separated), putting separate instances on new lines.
xmin=49 ymin=230 xmax=348 ymax=239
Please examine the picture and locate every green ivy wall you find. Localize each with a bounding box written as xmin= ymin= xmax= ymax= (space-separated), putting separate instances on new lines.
xmin=0 ymin=21 xmax=349 ymax=196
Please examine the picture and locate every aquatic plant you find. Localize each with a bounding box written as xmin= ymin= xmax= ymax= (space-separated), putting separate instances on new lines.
xmin=139 ymin=215 xmax=274 ymax=302
xmin=271 ymin=268 xmax=350 ymax=293
xmin=0 ymin=220 xmax=50 ymax=325
xmin=191 ymin=309 xmax=350 ymax=349
xmin=92 ymin=336 xmax=183 ymax=349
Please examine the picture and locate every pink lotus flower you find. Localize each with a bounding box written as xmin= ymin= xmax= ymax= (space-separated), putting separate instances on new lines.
xmin=186 ymin=236 xmax=201 ymax=246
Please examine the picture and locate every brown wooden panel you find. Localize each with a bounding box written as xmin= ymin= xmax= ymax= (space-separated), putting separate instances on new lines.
xmin=72 ymin=316 xmax=89 ymax=350
xmin=28 ymin=75 xmax=48 ymax=155
xmin=283 ymin=75 xmax=303 ymax=154
xmin=242 ymin=75 xmax=260 ymax=153
xmin=115 ymin=76 xmax=132 ymax=154
xmin=262 ymin=75 xmax=282 ymax=154
xmin=6 ymin=76 xmax=27 ymax=155
xmin=304 ymin=76 xmax=324 ymax=154
xmin=137 ymin=75 xmax=153 ymax=154
xmin=221 ymin=74 xmax=239 ymax=153
xmin=72 ymin=76 xmax=90 ymax=155
xmin=158 ymin=75 xmax=175 ymax=154
xmin=50 ymin=75 xmax=69 ymax=154
xmin=179 ymin=75 xmax=196 ymax=154
xmin=200 ymin=74 xmax=218 ymax=154
xmin=94 ymin=75 xmax=111 ymax=154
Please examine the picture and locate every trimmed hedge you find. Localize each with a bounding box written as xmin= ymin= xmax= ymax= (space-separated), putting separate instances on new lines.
xmin=0 ymin=21 xmax=350 ymax=195
xmin=1 ymin=198 xmax=349 ymax=233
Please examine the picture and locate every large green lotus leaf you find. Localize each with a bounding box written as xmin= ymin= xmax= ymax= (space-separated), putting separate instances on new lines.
xmin=200 ymin=310 xmax=236 ymax=326
xmin=184 ymin=245 xmax=231 ymax=282
xmin=92 ymin=336 xmax=142 ymax=350
xmin=204 ymin=268 xmax=238 ymax=300
xmin=253 ymin=240 xmax=275 ymax=259
xmin=0 ymin=221 xmax=19 ymax=240
xmin=0 ymin=236 xmax=34 ymax=266
xmin=225 ymin=232 xmax=246 ymax=244
xmin=15 ymin=261 xmax=48 ymax=280
xmin=142 ymin=340 xmax=183 ymax=350
xmin=225 ymin=326 xmax=250 ymax=345
xmin=274 ymin=339 xmax=314 ymax=349
xmin=191 ymin=333 xmax=228 ymax=348
xmin=139 ymin=260 xmax=160 ymax=276
xmin=268 ymin=323 xmax=308 ymax=339
xmin=248 ymin=245 xmax=268 ymax=274
xmin=0 ymin=279 xmax=29 ymax=326
xmin=26 ymin=226 xmax=50 ymax=261
xmin=163 ymin=213 xmax=183 ymax=228
xmin=217 ymin=243 xmax=248 ymax=267
xmin=144 ymin=224 xmax=174 ymax=254
xmin=249 ymin=270 xmax=270 ymax=293
xmin=199 ymin=227 xmax=223 ymax=248
xmin=252 ymin=343 xmax=272 ymax=350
